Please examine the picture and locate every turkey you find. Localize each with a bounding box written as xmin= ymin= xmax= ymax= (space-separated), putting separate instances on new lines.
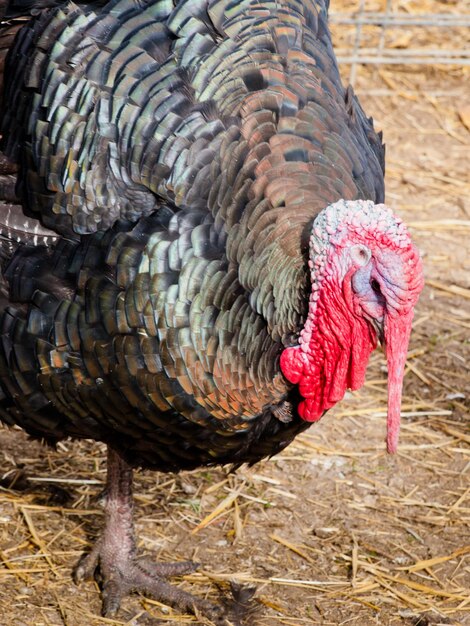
xmin=0 ymin=0 xmax=424 ymax=621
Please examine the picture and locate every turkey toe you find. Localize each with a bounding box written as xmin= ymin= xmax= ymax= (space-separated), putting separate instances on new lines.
xmin=73 ymin=540 xmax=102 ymax=583
xmin=75 ymin=448 xmax=221 ymax=620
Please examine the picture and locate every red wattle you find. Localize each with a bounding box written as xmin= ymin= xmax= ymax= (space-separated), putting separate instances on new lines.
xmin=349 ymin=322 xmax=376 ymax=391
xmin=280 ymin=278 xmax=377 ymax=425
xmin=297 ymin=398 xmax=323 ymax=422
xmin=280 ymin=346 xmax=305 ymax=384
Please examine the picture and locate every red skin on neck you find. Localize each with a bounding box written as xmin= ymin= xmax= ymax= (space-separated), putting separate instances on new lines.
xmin=280 ymin=267 xmax=377 ymax=422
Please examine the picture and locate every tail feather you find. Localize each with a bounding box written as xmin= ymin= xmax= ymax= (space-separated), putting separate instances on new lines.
xmin=0 ymin=202 xmax=59 ymax=306
xmin=0 ymin=203 xmax=58 ymax=253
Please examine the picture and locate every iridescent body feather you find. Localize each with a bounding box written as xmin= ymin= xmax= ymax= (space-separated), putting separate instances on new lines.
xmin=0 ymin=0 xmax=392 ymax=470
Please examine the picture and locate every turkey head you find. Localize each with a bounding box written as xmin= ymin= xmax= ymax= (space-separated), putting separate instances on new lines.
xmin=280 ymin=199 xmax=424 ymax=453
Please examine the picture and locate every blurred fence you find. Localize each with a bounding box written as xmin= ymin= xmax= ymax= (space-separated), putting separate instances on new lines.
xmin=330 ymin=0 xmax=470 ymax=84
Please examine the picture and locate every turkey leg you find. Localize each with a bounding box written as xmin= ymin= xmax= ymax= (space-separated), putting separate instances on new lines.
xmin=74 ymin=447 xmax=223 ymax=621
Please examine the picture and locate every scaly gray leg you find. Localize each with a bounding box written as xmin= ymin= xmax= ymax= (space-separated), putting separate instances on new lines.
xmin=74 ymin=447 xmax=225 ymax=623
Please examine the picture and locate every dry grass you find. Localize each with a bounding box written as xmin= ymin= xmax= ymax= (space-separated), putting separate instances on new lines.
xmin=0 ymin=0 xmax=469 ymax=624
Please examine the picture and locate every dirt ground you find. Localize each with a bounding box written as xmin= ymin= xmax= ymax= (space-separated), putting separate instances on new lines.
xmin=0 ymin=1 xmax=469 ymax=625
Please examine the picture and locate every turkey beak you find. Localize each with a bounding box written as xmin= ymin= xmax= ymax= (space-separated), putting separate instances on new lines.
xmin=384 ymin=310 xmax=414 ymax=454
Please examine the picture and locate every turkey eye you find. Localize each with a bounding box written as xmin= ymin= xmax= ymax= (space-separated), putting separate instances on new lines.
xmin=371 ymin=279 xmax=381 ymax=293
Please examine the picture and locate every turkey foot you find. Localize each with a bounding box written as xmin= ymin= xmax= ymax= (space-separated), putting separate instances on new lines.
xmin=74 ymin=447 xmax=225 ymax=623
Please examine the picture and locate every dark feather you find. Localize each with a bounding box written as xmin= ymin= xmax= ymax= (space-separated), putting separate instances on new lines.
xmin=0 ymin=0 xmax=387 ymax=469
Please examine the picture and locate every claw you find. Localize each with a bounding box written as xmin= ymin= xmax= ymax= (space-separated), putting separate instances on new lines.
xmin=73 ymin=541 xmax=102 ymax=583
